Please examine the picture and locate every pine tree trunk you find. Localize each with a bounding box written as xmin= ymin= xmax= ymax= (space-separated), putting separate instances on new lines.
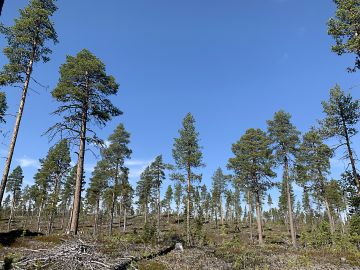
xmin=255 ymin=191 xmax=263 ymax=245
xmin=144 ymin=201 xmax=148 ymax=224
xmin=342 ymin=118 xmax=360 ymax=194
xmin=94 ymin=197 xmax=100 ymax=235
xmin=70 ymin=76 xmax=89 ymax=235
xmin=285 ymin=156 xmax=297 ymax=248
xmin=109 ymin=163 xmax=119 ymax=235
xmin=324 ymin=199 xmax=335 ymax=236
xmin=0 ymin=43 xmax=36 ymax=208
xmin=186 ymin=162 xmax=191 ymax=246
xmin=167 ymin=205 xmax=170 ymax=223
xmin=48 ymin=175 xmax=61 ymax=235
xmin=248 ymin=191 xmax=254 ymax=244
xmin=215 ymin=207 xmax=218 ymax=229
xmin=157 ymin=182 xmax=161 ymax=243
xmin=37 ymin=200 xmax=44 ymax=233
xmin=220 ymin=195 xmax=224 ymax=226
xmin=118 ymin=199 xmax=122 ymax=231
xmin=123 ymin=208 xmax=126 ymax=232
xmin=8 ymin=193 xmax=15 ymax=231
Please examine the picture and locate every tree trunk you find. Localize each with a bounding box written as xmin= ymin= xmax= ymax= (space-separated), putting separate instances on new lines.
xmin=69 ymin=75 xmax=89 ymax=235
xmin=157 ymin=182 xmax=161 ymax=243
xmin=123 ymin=208 xmax=127 ymax=232
xmin=144 ymin=201 xmax=148 ymax=224
xmin=285 ymin=156 xmax=297 ymax=248
xmin=37 ymin=200 xmax=44 ymax=233
xmin=220 ymin=195 xmax=224 ymax=226
xmin=255 ymin=191 xmax=263 ymax=245
xmin=342 ymin=118 xmax=360 ymax=194
xmin=0 ymin=42 xmax=36 ymax=208
xmin=109 ymin=163 xmax=119 ymax=235
xmin=48 ymin=175 xmax=61 ymax=235
xmin=167 ymin=205 xmax=170 ymax=223
xmin=248 ymin=191 xmax=254 ymax=244
xmin=186 ymin=162 xmax=191 ymax=246
xmin=324 ymin=199 xmax=335 ymax=236
xmin=118 ymin=198 xmax=122 ymax=231
xmin=94 ymin=197 xmax=100 ymax=235
xmin=7 ymin=192 xmax=15 ymax=231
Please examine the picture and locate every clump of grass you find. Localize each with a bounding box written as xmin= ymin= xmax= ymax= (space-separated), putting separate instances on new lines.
xmin=137 ymin=260 xmax=166 ymax=270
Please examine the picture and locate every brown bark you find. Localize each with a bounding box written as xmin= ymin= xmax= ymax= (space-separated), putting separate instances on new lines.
xmin=341 ymin=118 xmax=360 ymax=195
xmin=0 ymin=40 xmax=37 ymax=208
xmin=255 ymin=191 xmax=263 ymax=245
xmin=69 ymin=73 xmax=89 ymax=235
xmin=285 ymin=156 xmax=297 ymax=248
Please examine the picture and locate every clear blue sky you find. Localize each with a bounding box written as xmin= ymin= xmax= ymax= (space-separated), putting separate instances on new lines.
xmin=0 ymin=0 xmax=359 ymax=206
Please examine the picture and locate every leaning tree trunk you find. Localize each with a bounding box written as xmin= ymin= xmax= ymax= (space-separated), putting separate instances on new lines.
xmin=70 ymin=87 xmax=88 ymax=235
xmin=255 ymin=191 xmax=263 ymax=245
xmin=342 ymin=118 xmax=360 ymax=195
xmin=284 ymin=156 xmax=297 ymax=248
xmin=0 ymin=0 xmax=4 ymax=16
xmin=0 ymin=40 xmax=37 ymax=208
xmin=324 ymin=199 xmax=335 ymax=236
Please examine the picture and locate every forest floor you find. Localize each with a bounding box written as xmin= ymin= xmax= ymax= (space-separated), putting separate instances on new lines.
xmin=0 ymin=215 xmax=359 ymax=269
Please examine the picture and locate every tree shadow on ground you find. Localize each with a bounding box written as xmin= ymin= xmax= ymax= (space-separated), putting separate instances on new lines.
xmin=0 ymin=229 xmax=43 ymax=246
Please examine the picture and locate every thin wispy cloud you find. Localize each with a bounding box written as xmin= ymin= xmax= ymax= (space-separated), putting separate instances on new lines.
xmin=17 ymin=156 xmax=40 ymax=168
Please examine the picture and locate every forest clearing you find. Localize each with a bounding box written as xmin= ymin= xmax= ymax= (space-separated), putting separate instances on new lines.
xmin=0 ymin=0 xmax=360 ymax=269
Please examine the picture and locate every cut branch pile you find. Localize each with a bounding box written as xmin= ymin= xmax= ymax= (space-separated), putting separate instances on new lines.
xmin=11 ymin=238 xmax=129 ymax=270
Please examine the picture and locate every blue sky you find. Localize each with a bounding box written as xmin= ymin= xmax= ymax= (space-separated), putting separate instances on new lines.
xmin=0 ymin=0 xmax=359 ymax=207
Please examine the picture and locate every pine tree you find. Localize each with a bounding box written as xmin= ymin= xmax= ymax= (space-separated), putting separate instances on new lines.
xmin=136 ymin=166 xmax=154 ymax=224
xmin=328 ymin=0 xmax=360 ymax=72
xmin=32 ymin=140 xmax=71 ymax=233
xmin=228 ymin=128 xmax=276 ymax=245
xmin=47 ymin=49 xmax=121 ymax=234
xmin=164 ymin=185 xmax=173 ymax=223
xmin=149 ymin=155 xmax=168 ymax=241
xmin=267 ymin=110 xmax=300 ymax=247
xmin=121 ymin=168 xmax=133 ymax=232
xmin=296 ymin=128 xmax=336 ymax=234
xmin=0 ymin=0 xmax=58 ymax=208
xmin=60 ymin=165 xmax=76 ymax=231
xmin=6 ymin=166 xmax=23 ymax=230
xmin=102 ymin=124 xmax=131 ymax=235
xmin=320 ymin=85 xmax=360 ymax=195
xmin=172 ymin=113 xmax=204 ymax=245
xmin=86 ymin=160 xmax=110 ymax=235
xmin=174 ymin=182 xmax=183 ymax=224
xmin=211 ymin=168 xmax=231 ymax=226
